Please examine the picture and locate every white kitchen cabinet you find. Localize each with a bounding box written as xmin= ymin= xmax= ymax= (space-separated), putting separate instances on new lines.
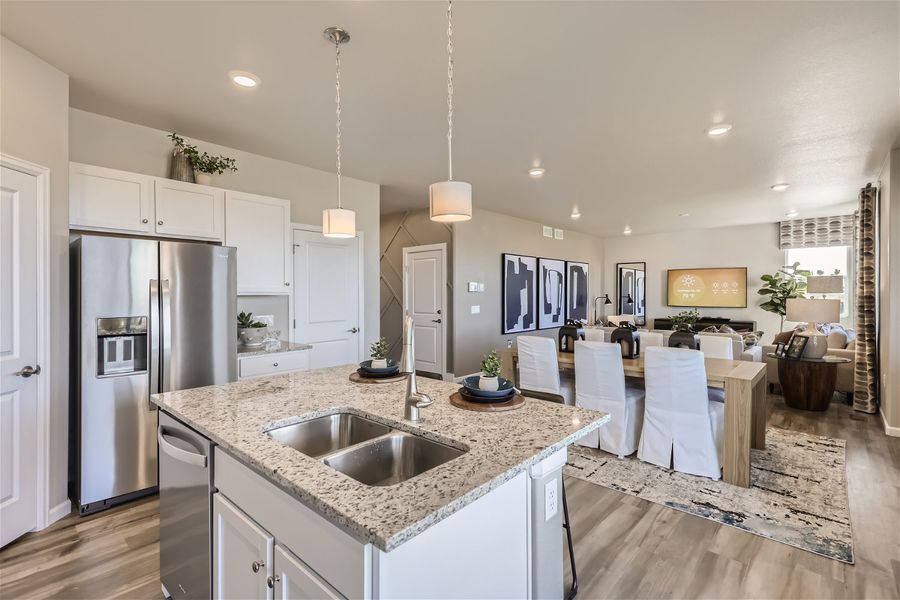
xmin=239 ymin=351 xmax=310 ymax=380
xmin=213 ymin=493 xmax=274 ymax=600
xmin=69 ymin=163 xmax=154 ymax=234
xmin=225 ymin=191 xmax=292 ymax=294
xmin=154 ymin=178 xmax=225 ymax=241
xmin=272 ymin=544 xmax=342 ymax=600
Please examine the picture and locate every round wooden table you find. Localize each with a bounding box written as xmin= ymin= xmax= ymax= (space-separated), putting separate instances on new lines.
xmin=767 ymin=353 xmax=851 ymax=411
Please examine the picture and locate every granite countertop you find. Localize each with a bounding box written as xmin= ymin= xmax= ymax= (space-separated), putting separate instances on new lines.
xmin=151 ymin=366 xmax=608 ymax=552
xmin=236 ymin=340 xmax=312 ymax=357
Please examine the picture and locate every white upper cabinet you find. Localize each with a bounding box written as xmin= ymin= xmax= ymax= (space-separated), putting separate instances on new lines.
xmin=225 ymin=191 xmax=291 ymax=294
xmin=154 ymin=179 xmax=225 ymax=241
xmin=69 ymin=163 xmax=154 ymax=234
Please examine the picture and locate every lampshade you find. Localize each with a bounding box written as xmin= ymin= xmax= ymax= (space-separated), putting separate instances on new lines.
xmin=429 ymin=180 xmax=472 ymax=222
xmin=603 ymin=294 xmax=612 ymax=305
xmin=786 ymin=298 xmax=840 ymax=324
xmin=322 ymin=208 xmax=356 ymax=238
xmin=806 ymin=275 xmax=844 ymax=294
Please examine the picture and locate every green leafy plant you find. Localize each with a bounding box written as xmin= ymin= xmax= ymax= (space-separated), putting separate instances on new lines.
xmin=168 ymin=133 xmax=238 ymax=175
xmin=481 ymin=350 xmax=502 ymax=378
xmin=237 ymin=311 xmax=266 ymax=329
xmin=670 ymin=308 xmax=700 ymax=330
xmin=370 ymin=337 xmax=390 ymax=360
xmin=758 ymin=262 xmax=809 ymax=331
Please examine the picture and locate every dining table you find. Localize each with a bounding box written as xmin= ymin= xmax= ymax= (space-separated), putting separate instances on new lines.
xmin=501 ymin=349 xmax=767 ymax=488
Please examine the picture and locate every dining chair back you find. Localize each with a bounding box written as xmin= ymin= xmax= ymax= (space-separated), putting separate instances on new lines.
xmin=639 ymin=332 xmax=664 ymax=348
xmin=637 ymin=347 xmax=724 ymax=479
xmin=584 ymin=328 xmax=606 ymax=342
xmin=517 ymin=335 xmax=562 ymax=396
xmin=575 ymin=341 xmax=645 ymax=457
xmin=698 ymin=334 xmax=734 ymax=360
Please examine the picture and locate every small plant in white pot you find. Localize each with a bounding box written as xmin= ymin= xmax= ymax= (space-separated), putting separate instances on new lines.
xmin=370 ymin=338 xmax=391 ymax=368
xmin=237 ymin=311 xmax=267 ymax=347
xmin=479 ymin=350 xmax=502 ymax=391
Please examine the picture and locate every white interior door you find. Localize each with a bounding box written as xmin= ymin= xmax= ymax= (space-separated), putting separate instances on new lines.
xmin=0 ymin=166 xmax=39 ymax=547
xmin=403 ymin=245 xmax=446 ymax=376
xmin=293 ymin=229 xmax=361 ymax=369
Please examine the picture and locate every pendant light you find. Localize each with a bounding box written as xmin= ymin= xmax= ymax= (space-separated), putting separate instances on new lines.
xmin=322 ymin=27 xmax=356 ymax=238
xmin=429 ymin=0 xmax=472 ymax=223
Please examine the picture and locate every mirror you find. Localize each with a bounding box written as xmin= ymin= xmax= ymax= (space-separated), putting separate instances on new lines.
xmin=616 ymin=262 xmax=646 ymax=326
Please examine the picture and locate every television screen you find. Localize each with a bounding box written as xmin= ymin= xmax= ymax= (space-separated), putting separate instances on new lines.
xmin=667 ymin=267 xmax=748 ymax=308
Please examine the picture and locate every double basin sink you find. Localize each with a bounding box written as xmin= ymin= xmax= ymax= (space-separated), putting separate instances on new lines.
xmin=266 ymin=413 xmax=466 ymax=487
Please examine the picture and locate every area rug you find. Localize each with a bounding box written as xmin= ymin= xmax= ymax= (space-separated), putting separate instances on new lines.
xmin=565 ymin=427 xmax=854 ymax=563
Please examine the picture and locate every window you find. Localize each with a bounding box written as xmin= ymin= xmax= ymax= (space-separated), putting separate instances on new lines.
xmin=785 ymin=245 xmax=852 ymax=320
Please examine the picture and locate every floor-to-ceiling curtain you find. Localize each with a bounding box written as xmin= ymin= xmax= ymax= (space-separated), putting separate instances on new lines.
xmin=853 ymin=184 xmax=878 ymax=413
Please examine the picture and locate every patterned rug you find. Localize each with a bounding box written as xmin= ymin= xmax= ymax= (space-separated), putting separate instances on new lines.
xmin=565 ymin=427 xmax=853 ymax=563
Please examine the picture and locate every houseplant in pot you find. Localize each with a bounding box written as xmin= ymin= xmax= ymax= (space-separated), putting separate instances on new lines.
xmin=190 ymin=151 xmax=238 ymax=185
xmin=670 ymin=308 xmax=700 ymax=331
xmin=369 ymin=337 xmax=391 ymax=368
xmin=758 ymin=262 xmax=809 ymax=331
xmin=479 ymin=350 xmax=502 ymax=391
xmin=168 ymin=133 xmax=238 ymax=184
xmin=237 ymin=311 xmax=267 ymax=347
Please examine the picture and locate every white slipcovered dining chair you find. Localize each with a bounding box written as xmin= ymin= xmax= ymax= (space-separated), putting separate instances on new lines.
xmin=575 ymin=341 xmax=645 ymax=458
xmin=639 ymin=331 xmax=664 ymax=348
xmin=584 ymin=328 xmax=606 ymax=342
xmin=517 ymin=335 xmax=562 ymax=397
xmin=637 ymin=347 xmax=724 ymax=480
xmin=698 ymin=334 xmax=734 ymax=360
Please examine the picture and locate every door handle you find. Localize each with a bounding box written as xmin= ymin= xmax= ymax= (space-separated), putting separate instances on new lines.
xmin=432 ymin=319 xmax=442 ymax=324
xmin=14 ymin=365 xmax=41 ymax=378
xmin=347 ymin=327 xmax=359 ymax=333
xmin=157 ymin=426 xmax=207 ymax=468
xmin=161 ymin=279 xmax=172 ymax=393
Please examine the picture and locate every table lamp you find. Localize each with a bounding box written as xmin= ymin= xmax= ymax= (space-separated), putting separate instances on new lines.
xmin=785 ymin=298 xmax=841 ymax=359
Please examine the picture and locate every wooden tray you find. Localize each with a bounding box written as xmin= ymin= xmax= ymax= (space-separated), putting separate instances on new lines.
xmin=349 ymin=371 xmax=406 ymax=384
xmin=449 ymin=391 xmax=525 ymax=412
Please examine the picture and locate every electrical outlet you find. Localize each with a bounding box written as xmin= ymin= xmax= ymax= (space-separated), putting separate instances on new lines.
xmin=545 ymin=479 xmax=558 ymax=521
xmin=471 ymin=305 xmax=481 ymax=314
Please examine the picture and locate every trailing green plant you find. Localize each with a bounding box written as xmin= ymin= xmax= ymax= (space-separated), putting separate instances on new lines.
xmin=237 ymin=311 xmax=266 ymax=329
xmin=758 ymin=262 xmax=809 ymax=331
xmin=481 ymin=350 xmax=502 ymax=378
xmin=669 ymin=308 xmax=700 ymax=329
xmin=370 ymin=337 xmax=390 ymax=360
xmin=168 ymin=132 xmax=238 ymax=175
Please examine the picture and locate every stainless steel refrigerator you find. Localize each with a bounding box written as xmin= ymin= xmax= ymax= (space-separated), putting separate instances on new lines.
xmin=70 ymin=235 xmax=236 ymax=515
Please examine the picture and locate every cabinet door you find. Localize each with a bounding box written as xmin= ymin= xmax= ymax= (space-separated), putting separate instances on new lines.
xmin=272 ymin=544 xmax=342 ymax=600
xmin=213 ymin=493 xmax=273 ymax=600
xmin=225 ymin=191 xmax=291 ymax=294
xmin=154 ymin=179 xmax=225 ymax=241
xmin=69 ymin=162 xmax=153 ymax=234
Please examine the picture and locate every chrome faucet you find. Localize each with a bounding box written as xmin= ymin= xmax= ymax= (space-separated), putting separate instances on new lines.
xmin=399 ymin=316 xmax=433 ymax=422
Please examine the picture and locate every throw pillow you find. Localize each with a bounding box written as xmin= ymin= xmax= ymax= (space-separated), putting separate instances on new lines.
xmin=718 ymin=324 xmax=737 ymax=334
xmin=773 ymin=330 xmax=793 ymax=344
xmin=741 ymin=331 xmax=764 ymax=348
xmin=827 ymin=329 xmax=849 ymax=349
xmin=701 ymin=325 xmax=719 ymax=333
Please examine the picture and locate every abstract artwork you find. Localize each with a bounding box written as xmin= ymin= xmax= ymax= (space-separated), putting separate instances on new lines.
xmin=537 ymin=258 xmax=566 ymax=329
xmin=502 ymin=254 xmax=537 ymax=334
xmin=565 ymin=261 xmax=590 ymax=322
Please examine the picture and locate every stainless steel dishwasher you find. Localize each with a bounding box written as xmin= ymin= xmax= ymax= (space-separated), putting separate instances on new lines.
xmin=158 ymin=411 xmax=213 ymax=600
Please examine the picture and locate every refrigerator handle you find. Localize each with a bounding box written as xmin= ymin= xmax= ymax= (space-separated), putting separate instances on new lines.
xmin=149 ymin=279 xmax=160 ymax=410
xmin=161 ymin=279 xmax=172 ymax=393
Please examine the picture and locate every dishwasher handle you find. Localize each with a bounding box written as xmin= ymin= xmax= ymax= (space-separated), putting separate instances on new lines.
xmin=158 ymin=425 xmax=208 ymax=468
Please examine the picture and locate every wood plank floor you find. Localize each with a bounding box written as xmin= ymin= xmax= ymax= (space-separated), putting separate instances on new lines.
xmin=1 ymin=394 xmax=897 ymax=599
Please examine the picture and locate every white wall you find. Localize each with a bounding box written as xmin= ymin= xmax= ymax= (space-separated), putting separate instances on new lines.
xmin=68 ymin=109 xmax=381 ymax=350
xmin=602 ymin=223 xmax=785 ymax=342
xmin=878 ymin=148 xmax=900 ymax=434
xmin=0 ymin=37 xmax=70 ymax=514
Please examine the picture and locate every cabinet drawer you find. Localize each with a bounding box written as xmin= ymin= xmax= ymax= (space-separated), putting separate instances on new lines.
xmin=239 ymin=351 xmax=309 ymax=379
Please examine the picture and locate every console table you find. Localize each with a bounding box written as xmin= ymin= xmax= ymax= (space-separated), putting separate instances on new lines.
xmin=766 ymin=353 xmax=851 ymax=411
xmin=653 ymin=317 xmax=757 ymax=332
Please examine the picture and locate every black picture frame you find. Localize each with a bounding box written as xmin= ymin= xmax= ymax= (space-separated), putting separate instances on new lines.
xmin=785 ymin=335 xmax=807 ymax=359
xmin=774 ymin=342 xmax=787 ymax=357
xmin=501 ymin=253 xmax=538 ymax=334
xmin=537 ymin=257 xmax=566 ymax=329
xmin=565 ymin=261 xmax=590 ymax=322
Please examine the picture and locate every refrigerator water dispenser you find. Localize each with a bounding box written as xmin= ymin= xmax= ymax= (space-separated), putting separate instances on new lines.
xmin=96 ymin=316 xmax=148 ymax=376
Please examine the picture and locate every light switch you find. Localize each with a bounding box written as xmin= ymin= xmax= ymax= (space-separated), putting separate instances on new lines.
xmin=471 ymin=305 xmax=481 ymax=314
xmin=477 ymin=283 xmax=485 ymax=292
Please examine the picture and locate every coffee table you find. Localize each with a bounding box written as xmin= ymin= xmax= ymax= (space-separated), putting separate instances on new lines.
xmin=767 ymin=353 xmax=851 ymax=411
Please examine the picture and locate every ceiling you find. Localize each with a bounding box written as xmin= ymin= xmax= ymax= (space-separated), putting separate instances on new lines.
xmin=2 ymin=1 xmax=898 ymax=237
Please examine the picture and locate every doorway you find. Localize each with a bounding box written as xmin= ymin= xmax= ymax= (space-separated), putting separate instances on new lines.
xmin=402 ymin=244 xmax=448 ymax=378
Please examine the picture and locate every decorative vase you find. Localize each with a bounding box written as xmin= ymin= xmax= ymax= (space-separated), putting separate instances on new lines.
xmin=238 ymin=326 xmax=267 ymax=347
xmin=371 ymin=358 xmax=388 ymax=368
xmin=479 ymin=375 xmax=499 ymax=391
xmin=194 ymin=172 xmax=212 ymax=185
xmin=170 ymin=150 xmax=195 ymax=183
xmin=798 ymin=329 xmax=828 ymax=359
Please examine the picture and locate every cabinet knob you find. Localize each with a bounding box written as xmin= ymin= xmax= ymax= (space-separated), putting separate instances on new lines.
xmin=251 ymin=560 xmax=265 ymax=573
xmin=157 ymin=220 xmax=164 ymax=226
xmin=267 ymin=575 xmax=280 ymax=589
xmin=284 ymin=282 xmax=290 ymax=287
xmin=273 ymin=362 xmax=279 ymax=367
xmin=142 ymin=218 xmax=149 ymax=224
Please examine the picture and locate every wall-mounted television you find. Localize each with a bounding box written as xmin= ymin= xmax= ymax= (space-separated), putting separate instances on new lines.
xmin=667 ymin=267 xmax=748 ymax=308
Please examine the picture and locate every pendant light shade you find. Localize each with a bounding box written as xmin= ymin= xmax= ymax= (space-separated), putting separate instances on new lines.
xmin=322 ymin=207 xmax=356 ymax=238
xmin=429 ymin=180 xmax=472 ymax=222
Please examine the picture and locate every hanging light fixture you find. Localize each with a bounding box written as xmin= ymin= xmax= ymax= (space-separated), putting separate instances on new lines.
xmin=322 ymin=27 xmax=356 ymax=238
xmin=429 ymin=0 xmax=472 ymax=223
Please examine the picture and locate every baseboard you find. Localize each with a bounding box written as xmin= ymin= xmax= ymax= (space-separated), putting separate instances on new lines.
xmin=881 ymin=409 xmax=900 ymax=437
xmin=48 ymin=498 xmax=72 ymax=525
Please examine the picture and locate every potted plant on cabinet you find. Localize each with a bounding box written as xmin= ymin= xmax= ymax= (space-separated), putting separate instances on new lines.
xmin=168 ymin=133 xmax=238 ymax=185
xmin=190 ymin=151 xmax=238 ymax=185
xmin=370 ymin=337 xmax=391 ymax=368
xmin=237 ymin=311 xmax=267 ymax=347
xmin=479 ymin=350 xmax=502 ymax=391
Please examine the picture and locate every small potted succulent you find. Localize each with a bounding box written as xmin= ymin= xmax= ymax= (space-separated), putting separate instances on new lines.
xmin=237 ymin=311 xmax=267 ymax=347
xmin=370 ymin=337 xmax=391 ymax=368
xmin=168 ymin=133 xmax=237 ymax=185
xmin=479 ymin=350 xmax=502 ymax=391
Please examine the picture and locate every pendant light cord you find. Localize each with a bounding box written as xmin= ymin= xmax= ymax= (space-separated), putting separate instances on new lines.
xmin=335 ymin=39 xmax=343 ymax=209
xmin=446 ymin=0 xmax=454 ymax=181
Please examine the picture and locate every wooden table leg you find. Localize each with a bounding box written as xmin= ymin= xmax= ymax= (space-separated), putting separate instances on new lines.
xmin=751 ymin=376 xmax=767 ymax=450
xmin=723 ymin=374 xmax=753 ymax=487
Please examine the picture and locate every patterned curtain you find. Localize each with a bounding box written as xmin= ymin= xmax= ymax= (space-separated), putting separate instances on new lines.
xmin=853 ymin=184 xmax=878 ymax=413
xmin=779 ymin=214 xmax=856 ymax=249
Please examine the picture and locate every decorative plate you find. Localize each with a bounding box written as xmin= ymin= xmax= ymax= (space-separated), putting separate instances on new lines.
xmin=359 ymin=359 xmax=400 ymax=375
xmin=462 ymin=375 xmax=515 ymax=399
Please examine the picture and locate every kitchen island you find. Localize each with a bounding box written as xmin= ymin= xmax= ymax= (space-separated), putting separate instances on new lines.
xmin=152 ymin=365 xmax=607 ymax=599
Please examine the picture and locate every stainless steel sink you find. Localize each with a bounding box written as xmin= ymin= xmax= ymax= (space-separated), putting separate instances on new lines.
xmin=266 ymin=413 xmax=392 ymax=458
xmin=323 ymin=431 xmax=466 ymax=486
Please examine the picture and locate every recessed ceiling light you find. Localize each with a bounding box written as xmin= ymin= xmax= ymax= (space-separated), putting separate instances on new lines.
xmin=707 ymin=123 xmax=733 ymax=137
xmin=771 ymin=183 xmax=790 ymax=191
xmin=528 ymin=167 xmax=546 ymax=178
xmin=228 ymin=70 xmax=260 ymax=88
xmin=623 ymin=226 xmax=632 ymax=235
xmin=785 ymin=209 xmax=799 ymax=218
xmin=679 ymin=212 xmax=690 ymax=218
xmin=570 ymin=208 xmax=581 ymax=220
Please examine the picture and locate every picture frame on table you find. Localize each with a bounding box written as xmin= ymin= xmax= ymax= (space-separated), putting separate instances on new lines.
xmin=774 ymin=342 xmax=787 ymax=357
xmin=784 ymin=335 xmax=807 ymax=359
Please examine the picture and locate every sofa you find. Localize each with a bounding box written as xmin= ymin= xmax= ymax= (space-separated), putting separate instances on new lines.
xmin=587 ymin=327 xmax=763 ymax=362
xmin=762 ymin=325 xmax=856 ymax=395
